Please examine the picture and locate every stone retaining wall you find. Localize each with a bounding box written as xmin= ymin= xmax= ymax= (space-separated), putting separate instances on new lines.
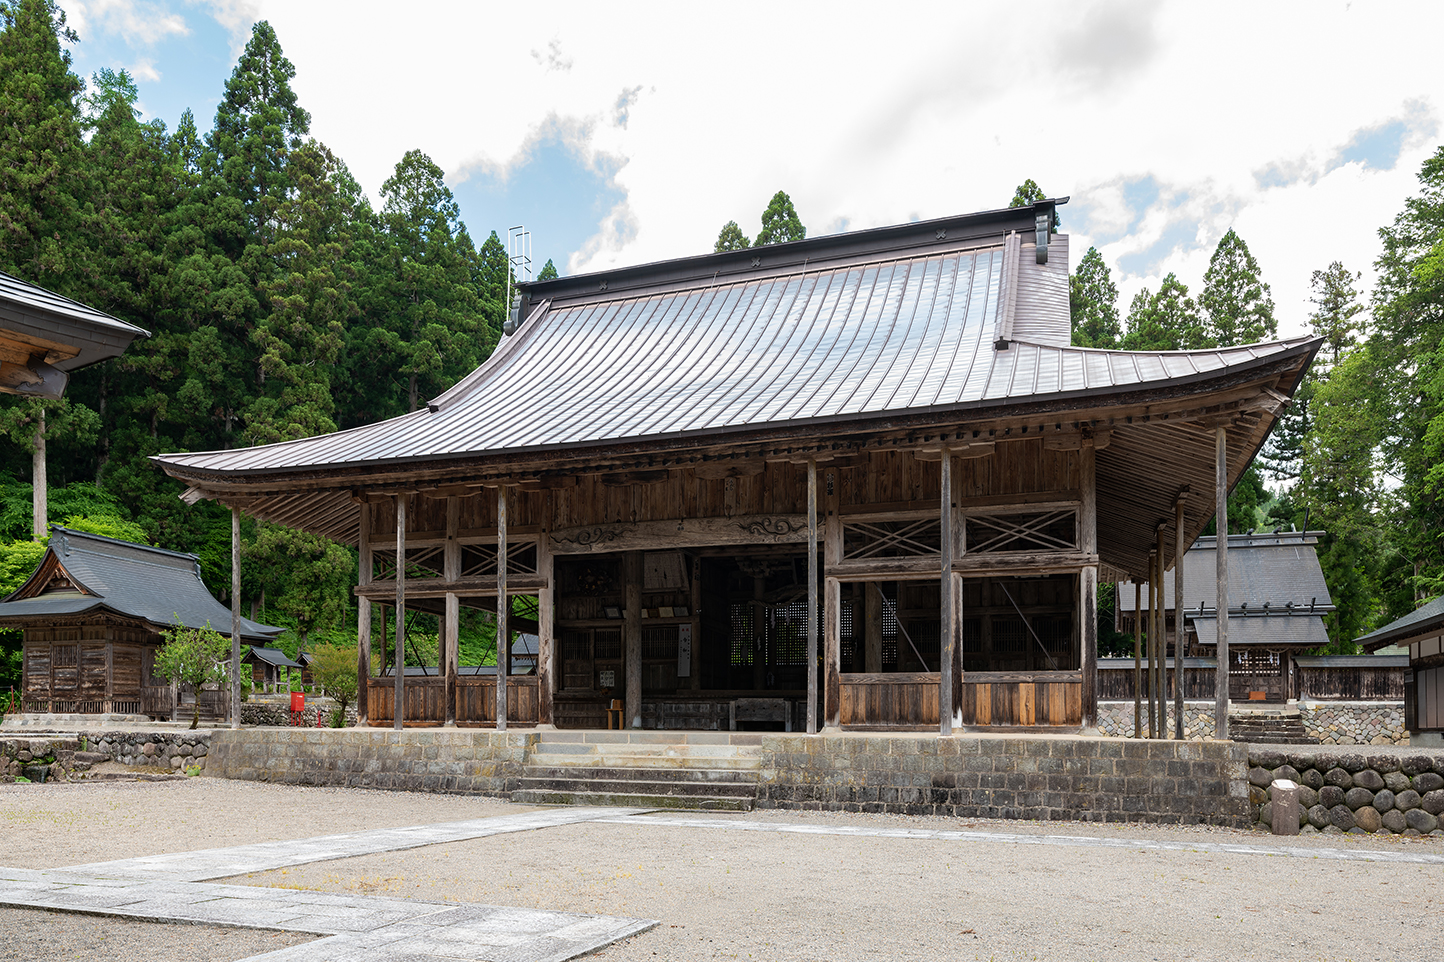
xmin=240 ymin=703 xmax=358 ymax=728
xmin=756 ymin=735 xmax=1252 ymax=826
xmin=1098 ymin=702 xmax=1217 ymax=739
xmin=206 ymin=728 xmax=534 ymax=795
xmin=0 ymin=736 xmax=88 ymax=782
xmin=1299 ymin=704 xmax=1406 ymax=745
xmin=1248 ymin=748 xmax=1444 ymax=835
xmin=91 ymin=731 xmax=212 ymax=771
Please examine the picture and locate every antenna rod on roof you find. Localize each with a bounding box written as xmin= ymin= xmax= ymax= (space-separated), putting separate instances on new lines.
xmin=505 ymin=226 xmax=532 ymax=336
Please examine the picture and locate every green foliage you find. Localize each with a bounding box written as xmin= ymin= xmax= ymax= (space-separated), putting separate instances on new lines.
xmin=1121 ymin=274 xmax=1207 ymax=351
xmin=307 ymin=642 xmax=358 ymax=716
xmin=243 ymin=522 xmax=354 ymax=649
xmin=1200 ymin=229 xmax=1277 ymax=346
xmin=536 ymin=258 xmax=558 ymax=281
xmin=1069 ymin=247 xmax=1121 ymax=348
xmin=714 ymin=220 xmax=750 ymax=252
xmin=754 ymin=191 xmax=805 ymax=246
xmin=153 ymin=621 xmax=230 ymax=728
xmin=1008 ymin=179 xmax=1060 ymax=230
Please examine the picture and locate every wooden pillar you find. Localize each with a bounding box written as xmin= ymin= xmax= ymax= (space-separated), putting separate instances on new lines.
xmin=865 ymin=582 xmax=883 ymax=673
xmin=1215 ymin=425 xmax=1230 ymax=740
xmin=939 ymin=448 xmax=954 ymax=735
xmin=806 ymin=458 xmax=818 ymax=735
xmin=823 ymin=467 xmax=842 ymax=729
xmin=31 ymin=409 xmax=45 ymax=540
xmin=1174 ymin=496 xmax=1186 ymax=739
xmin=624 ymin=550 xmax=642 ymax=728
xmin=357 ymin=503 xmax=372 ymax=727
xmin=443 ymin=496 xmax=460 ymax=728
xmin=1147 ymin=550 xmax=1157 ymax=739
xmin=689 ymin=555 xmax=702 ymax=691
xmin=394 ymin=494 xmax=407 ymax=731
xmin=1133 ymin=581 xmax=1142 ymax=737
xmin=752 ymin=576 xmax=767 ymax=691
xmin=496 ymin=485 xmax=509 ymax=732
xmin=1080 ymin=440 xmax=1098 ymax=730
xmin=1156 ymin=522 xmax=1168 ymax=738
xmin=537 ymin=517 xmax=556 ymax=725
xmin=231 ymin=506 xmax=241 ymax=730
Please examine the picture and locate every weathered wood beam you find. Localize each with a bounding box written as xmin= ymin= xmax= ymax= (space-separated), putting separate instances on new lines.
xmin=1080 ymin=440 xmax=1098 ymax=730
xmin=354 ymin=575 xmax=549 ymax=600
xmin=1174 ymin=492 xmax=1186 ymax=739
xmin=1216 ymin=426 xmax=1230 ymax=740
xmin=230 ymin=507 xmax=241 ymax=730
xmin=939 ymin=447 xmax=954 ymax=735
xmin=444 ymin=496 xmax=459 ymax=728
xmin=824 ymin=465 xmax=841 ymax=730
xmin=807 ymin=458 xmax=818 ymax=735
xmin=496 ymin=485 xmax=509 ymax=732
xmin=356 ymin=502 xmax=371 ymax=727
xmin=625 ymin=551 xmax=641 ymax=729
xmin=537 ymin=504 xmax=555 ymax=727
xmin=550 ymin=515 xmax=810 ymax=553
xmin=394 ymin=494 xmax=406 ymax=732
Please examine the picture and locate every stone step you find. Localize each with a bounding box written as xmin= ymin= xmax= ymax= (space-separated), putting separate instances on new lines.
xmin=517 ymin=774 xmax=758 ymax=798
xmin=512 ymin=789 xmax=753 ymax=811
xmin=537 ymin=731 xmax=759 ymax=747
xmin=532 ymin=741 xmax=761 ymax=759
xmin=522 ymin=765 xmax=755 ymax=784
xmin=527 ymin=752 xmax=762 ymax=771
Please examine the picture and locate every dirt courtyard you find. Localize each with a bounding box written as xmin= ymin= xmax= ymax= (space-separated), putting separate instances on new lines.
xmin=1 ymin=777 xmax=1439 ymax=962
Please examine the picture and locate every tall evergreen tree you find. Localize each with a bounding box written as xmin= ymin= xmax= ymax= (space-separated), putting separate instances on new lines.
xmin=714 ymin=220 xmax=749 ymax=252
xmin=1008 ymin=179 xmax=1060 ymax=230
xmin=1200 ymin=229 xmax=1277 ymax=346
xmin=1308 ymin=261 xmax=1366 ymax=368
xmin=1121 ymin=274 xmax=1206 ymax=351
xmin=536 ymin=258 xmax=558 ymax=281
xmin=1069 ymin=246 xmax=1121 ymax=348
xmin=0 ymin=0 xmax=85 ymax=287
xmin=754 ymin=191 xmax=805 ymax=246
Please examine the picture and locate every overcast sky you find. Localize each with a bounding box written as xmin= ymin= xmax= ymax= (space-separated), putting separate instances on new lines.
xmin=55 ymin=0 xmax=1444 ymax=338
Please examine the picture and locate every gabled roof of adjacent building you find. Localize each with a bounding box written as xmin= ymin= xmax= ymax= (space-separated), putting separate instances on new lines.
xmin=0 ymin=527 xmax=281 ymax=642
xmin=1119 ymin=530 xmax=1335 ymax=615
xmin=243 ymin=646 xmax=302 ymax=669
xmin=1357 ymin=595 xmax=1444 ymax=652
xmin=0 ymin=269 xmax=149 ymax=400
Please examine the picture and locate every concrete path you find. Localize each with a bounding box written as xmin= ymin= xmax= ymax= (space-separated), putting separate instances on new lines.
xmin=0 ymin=808 xmax=656 ymax=962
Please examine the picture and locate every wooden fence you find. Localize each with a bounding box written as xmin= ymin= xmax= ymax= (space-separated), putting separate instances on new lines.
xmin=840 ymin=672 xmax=940 ymax=728
xmin=1098 ymin=656 xmax=1406 ymax=702
xmin=365 ymin=676 xmax=540 ymax=727
xmin=959 ymin=671 xmax=1082 ymax=726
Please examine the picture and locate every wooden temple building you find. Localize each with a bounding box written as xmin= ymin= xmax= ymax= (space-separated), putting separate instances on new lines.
xmin=154 ymin=200 xmax=1320 ymax=735
xmin=1358 ymin=596 xmax=1444 ymax=745
xmin=0 ymin=527 xmax=280 ymax=719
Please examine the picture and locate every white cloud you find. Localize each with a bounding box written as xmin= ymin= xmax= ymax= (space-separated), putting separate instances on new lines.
xmin=129 ymin=56 xmax=160 ymax=82
xmin=62 ymin=0 xmax=189 ymax=45
xmin=229 ymin=0 xmax=1442 ymax=334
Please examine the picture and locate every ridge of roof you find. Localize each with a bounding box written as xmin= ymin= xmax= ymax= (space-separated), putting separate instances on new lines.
xmin=49 ymin=525 xmax=201 ymax=565
xmin=1357 ymin=594 xmax=1444 ymax=648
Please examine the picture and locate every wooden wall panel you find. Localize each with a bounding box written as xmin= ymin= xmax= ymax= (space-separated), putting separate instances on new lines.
xmin=839 ymin=672 xmax=940 ymax=728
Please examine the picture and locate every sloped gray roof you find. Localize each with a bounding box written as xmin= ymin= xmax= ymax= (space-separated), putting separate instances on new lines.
xmin=244 ymin=646 xmax=302 ymax=669
xmin=0 ymin=269 xmax=148 ymax=372
xmin=1192 ymin=615 xmax=1330 ymax=649
xmin=153 ymin=221 xmax=1309 ymax=477
xmin=0 ymin=527 xmax=280 ymax=642
xmin=1119 ymin=531 xmax=1334 ymax=614
xmin=1356 ymin=595 xmax=1444 ymax=651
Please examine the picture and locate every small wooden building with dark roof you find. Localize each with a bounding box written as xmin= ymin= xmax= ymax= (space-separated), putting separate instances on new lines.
xmin=153 ymin=200 xmax=1320 ymax=736
xmin=1358 ymin=596 xmax=1444 ymax=745
xmin=1119 ymin=530 xmax=1336 ymax=703
xmin=0 ymin=527 xmax=281 ymax=719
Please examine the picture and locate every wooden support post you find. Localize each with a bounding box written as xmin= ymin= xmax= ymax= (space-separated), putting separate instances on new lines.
xmin=394 ymin=495 xmax=407 ymax=731
xmin=1174 ymin=496 xmax=1186 ymax=739
xmin=939 ymin=448 xmax=954 ymax=735
xmin=496 ymin=485 xmax=509 ymax=732
xmin=1156 ymin=523 xmax=1168 ymax=738
xmin=1215 ymin=426 xmax=1230 ymax=740
xmin=537 ymin=513 xmax=556 ymax=725
xmin=1147 ymin=550 xmax=1157 ymax=739
xmin=443 ymin=497 xmax=460 ymax=728
xmin=357 ymin=503 xmax=371 ymax=727
xmin=806 ymin=458 xmax=818 ymax=735
xmin=865 ymin=581 xmax=883 ymax=673
xmin=1133 ymin=581 xmax=1142 ymax=738
xmin=824 ymin=467 xmax=842 ymax=729
xmin=689 ymin=555 xmax=702 ymax=691
xmin=231 ymin=507 xmax=241 ymax=730
xmin=1080 ymin=440 xmax=1098 ymax=730
xmin=752 ymin=575 xmax=767 ymax=692
xmin=625 ymin=551 xmax=642 ymax=728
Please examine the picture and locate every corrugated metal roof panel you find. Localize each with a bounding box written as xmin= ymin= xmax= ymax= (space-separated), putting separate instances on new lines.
xmin=155 ymin=236 xmax=1313 ymax=477
xmin=1121 ymin=533 xmax=1334 ymax=613
xmin=1192 ymin=616 xmax=1330 ymax=648
xmin=0 ymin=270 xmax=147 ymax=336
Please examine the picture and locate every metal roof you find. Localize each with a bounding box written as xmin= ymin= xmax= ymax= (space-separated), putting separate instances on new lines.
xmin=1119 ymin=531 xmax=1333 ymax=614
xmin=0 ymin=527 xmax=281 ymax=642
xmin=1356 ymin=594 xmax=1444 ymax=651
xmin=0 ymin=270 xmax=148 ymax=339
xmin=1191 ymin=615 xmax=1330 ymax=649
xmin=243 ymin=646 xmax=303 ymax=669
xmin=154 ymin=229 xmax=1310 ymax=477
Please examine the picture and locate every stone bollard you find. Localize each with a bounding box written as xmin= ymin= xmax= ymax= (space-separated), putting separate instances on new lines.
xmin=1271 ymin=778 xmax=1301 ymax=836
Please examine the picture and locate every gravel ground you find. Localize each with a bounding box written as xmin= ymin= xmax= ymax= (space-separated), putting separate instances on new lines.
xmin=2 ymin=775 xmax=1441 ymax=962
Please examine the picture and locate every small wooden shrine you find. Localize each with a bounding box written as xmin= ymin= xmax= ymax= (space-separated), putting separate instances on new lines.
xmin=154 ymin=200 xmax=1319 ymax=734
xmin=1358 ymin=597 xmax=1444 ymax=744
xmin=0 ymin=527 xmax=280 ymax=719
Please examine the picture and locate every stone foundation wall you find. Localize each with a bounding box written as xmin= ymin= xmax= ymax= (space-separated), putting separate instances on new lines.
xmin=0 ymin=736 xmax=90 ymax=782
xmin=240 ymin=702 xmax=358 ymax=728
xmin=206 ymin=728 xmax=534 ymax=795
xmin=756 ymin=735 xmax=1252 ymax=826
xmin=1097 ymin=702 xmax=1217 ymax=739
xmin=91 ymin=731 xmax=212 ymax=771
xmin=1299 ymin=704 xmax=1406 ymax=745
xmin=1248 ymin=748 xmax=1444 ymax=835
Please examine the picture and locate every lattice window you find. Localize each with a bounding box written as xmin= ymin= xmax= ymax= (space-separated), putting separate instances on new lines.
xmin=643 ymin=626 xmax=677 ymax=659
xmin=1232 ymin=649 xmax=1280 ymax=671
xmin=730 ymin=603 xmax=754 ymax=666
xmin=594 ymin=629 xmax=622 ymax=660
xmin=964 ymin=509 xmax=1077 ymax=554
xmin=53 ymin=644 xmax=77 ymax=667
xmin=371 ymin=546 xmax=444 ymax=581
xmin=461 ymin=541 xmax=538 ymax=578
xmin=992 ymin=616 xmax=1026 ymax=653
xmin=843 ymin=517 xmax=942 ymax=559
xmin=1034 ymin=615 xmax=1073 ymax=656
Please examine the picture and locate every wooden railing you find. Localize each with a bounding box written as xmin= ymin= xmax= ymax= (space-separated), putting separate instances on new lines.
xmin=366 ymin=676 xmax=540 ymax=727
xmin=840 ymin=672 xmax=940 ymax=728
xmin=958 ymin=671 xmax=1082 ymax=726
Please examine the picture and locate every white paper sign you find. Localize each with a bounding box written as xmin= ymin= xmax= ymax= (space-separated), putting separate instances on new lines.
xmin=677 ymin=623 xmax=692 ymax=678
